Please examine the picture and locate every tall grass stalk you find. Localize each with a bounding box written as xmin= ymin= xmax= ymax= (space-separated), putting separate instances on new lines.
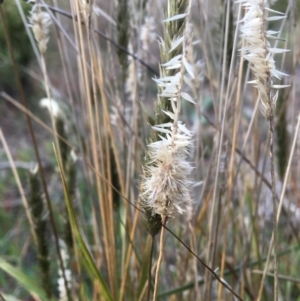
xmin=205 ymin=1 xmax=241 ymax=298
xmin=29 ymin=4 xmax=72 ymax=300
xmin=237 ymin=1 xmax=289 ymax=299
xmin=152 ymin=217 xmax=167 ymax=301
xmin=140 ymin=0 xmax=196 ymax=299
xmin=204 ymin=0 xmax=233 ymax=297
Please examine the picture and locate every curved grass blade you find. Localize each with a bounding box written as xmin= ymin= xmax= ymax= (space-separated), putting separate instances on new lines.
xmin=0 ymin=258 xmax=53 ymax=301
xmin=53 ymin=145 xmax=113 ymax=301
xmin=1 ymin=293 xmax=22 ymax=301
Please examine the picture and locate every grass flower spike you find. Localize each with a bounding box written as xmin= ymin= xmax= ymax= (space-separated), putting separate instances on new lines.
xmin=142 ymin=120 xmax=193 ymax=217
xmin=237 ymin=0 xmax=289 ymax=119
xmin=29 ymin=4 xmax=52 ymax=54
xmin=140 ymin=3 xmax=195 ymax=296
xmin=141 ymin=0 xmax=194 ymax=219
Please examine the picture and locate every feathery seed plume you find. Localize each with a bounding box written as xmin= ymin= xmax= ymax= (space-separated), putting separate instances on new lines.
xmin=141 ymin=0 xmax=194 ymax=218
xmin=237 ymin=0 xmax=289 ymax=119
xmin=28 ymin=4 xmax=52 ymax=53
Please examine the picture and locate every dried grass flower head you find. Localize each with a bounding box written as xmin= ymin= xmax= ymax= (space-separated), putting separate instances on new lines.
xmin=141 ymin=3 xmax=195 ymax=218
xmin=28 ymin=4 xmax=52 ymax=53
xmin=141 ymin=121 xmax=194 ymax=217
xmin=237 ymin=0 xmax=289 ymax=119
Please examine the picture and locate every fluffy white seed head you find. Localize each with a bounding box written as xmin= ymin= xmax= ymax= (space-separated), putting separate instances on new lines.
xmin=141 ymin=121 xmax=193 ymax=217
xmin=29 ymin=5 xmax=52 ymax=53
xmin=141 ymin=2 xmax=195 ymax=218
xmin=237 ymin=0 xmax=288 ymax=119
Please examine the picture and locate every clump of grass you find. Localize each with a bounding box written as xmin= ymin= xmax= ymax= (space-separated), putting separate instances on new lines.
xmin=40 ymin=98 xmax=77 ymax=257
xmin=2 ymin=0 xmax=300 ymax=300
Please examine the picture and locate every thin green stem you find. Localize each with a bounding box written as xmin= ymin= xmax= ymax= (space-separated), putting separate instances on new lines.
xmin=147 ymin=236 xmax=155 ymax=301
xmin=152 ymin=216 xmax=167 ymax=301
xmin=269 ymin=118 xmax=278 ymax=301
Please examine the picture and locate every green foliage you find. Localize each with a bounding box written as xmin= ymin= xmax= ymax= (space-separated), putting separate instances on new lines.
xmin=0 ymin=1 xmax=32 ymax=94
xmin=0 ymin=257 xmax=55 ymax=301
xmin=56 ymin=117 xmax=70 ymax=171
xmin=56 ymin=148 xmax=113 ymax=301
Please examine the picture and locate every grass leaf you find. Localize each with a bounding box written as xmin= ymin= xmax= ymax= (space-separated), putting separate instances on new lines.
xmin=0 ymin=257 xmax=53 ymax=301
xmin=53 ymin=145 xmax=114 ymax=301
xmin=1 ymin=293 xmax=22 ymax=301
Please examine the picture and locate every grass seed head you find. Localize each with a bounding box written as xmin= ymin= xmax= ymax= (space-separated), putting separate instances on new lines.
xmin=29 ymin=5 xmax=52 ymax=53
xmin=237 ymin=0 xmax=289 ymax=119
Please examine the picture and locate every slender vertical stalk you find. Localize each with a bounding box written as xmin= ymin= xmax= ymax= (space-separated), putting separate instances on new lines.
xmin=0 ymin=129 xmax=37 ymax=247
xmin=269 ymin=118 xmax=278 ymax=301
xmin=146 ymin=236 xmax=155 ymax=301
xmin=257 ymin=114 xmax=300 ymax=301
xmin=205 ymin=0 xmax=232 ymax=297
xmin=152 ymin=217 xmax=167 ymax=301
xmin=237 ymin=1 xmax=289 ymax=298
